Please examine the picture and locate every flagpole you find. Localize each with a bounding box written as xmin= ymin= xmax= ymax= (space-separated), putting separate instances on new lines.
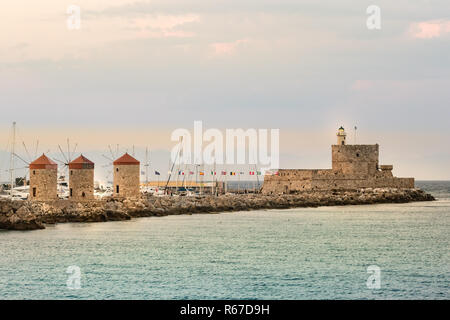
xmin=237 ymin=172 xmax=240 ymax=194
xmin=213 ymin=159 xmax=216 ymax=196
xmin=165 ymin=136 xmax=182 ymax=195
xmin=225 ymin=168 xmax=228 ymax=194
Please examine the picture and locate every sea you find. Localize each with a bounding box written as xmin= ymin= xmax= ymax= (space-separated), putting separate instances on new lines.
xmin=0 ymin=181 xmax=448 ymax=300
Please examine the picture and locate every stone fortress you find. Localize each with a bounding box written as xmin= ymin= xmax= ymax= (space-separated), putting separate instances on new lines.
xmin=262 ymin=127 xmax=415 ymax=194
xmin=28 ymin=152 xmax=141 ymax=201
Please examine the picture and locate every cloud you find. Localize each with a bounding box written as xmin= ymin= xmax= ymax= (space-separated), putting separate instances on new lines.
xmin=130 ymin=14 xmax=199 ymax=30
xmin=409 ymin=20 xmax=450 ymax=39
xmin=129 ymin=14 xmax=199 ymax=38
xmin=210 ymin=39 xmax=248 ymax=56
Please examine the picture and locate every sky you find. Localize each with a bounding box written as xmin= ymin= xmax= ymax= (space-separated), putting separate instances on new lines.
xmin=0 ymin=0 xmax=449 ymax=181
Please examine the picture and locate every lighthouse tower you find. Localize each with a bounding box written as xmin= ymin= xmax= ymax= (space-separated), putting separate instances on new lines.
xmin=29 ymin=154 xmax=58 ymax=201
xmin=336 ymin=126 xmax=347 ymax=145
xmin=69 ymin=155 xmax=94 ymax=201
xmin=113 ymin=153 xmax=140 ymax=198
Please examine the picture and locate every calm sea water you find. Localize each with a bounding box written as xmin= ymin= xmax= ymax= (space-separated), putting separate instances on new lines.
xmin=0 ymin=181 xmax=448 ymax=300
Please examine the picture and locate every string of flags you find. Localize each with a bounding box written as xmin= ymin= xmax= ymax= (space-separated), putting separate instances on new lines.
xmin=142 ymin=169 xmax=274 ymax=176
xmin=170 ymin=170 xmax=263 ymax=176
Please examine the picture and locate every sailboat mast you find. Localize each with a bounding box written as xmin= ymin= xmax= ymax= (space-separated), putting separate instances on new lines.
xmin=145 ymin=147 xmax=149 ymax=185
xmin=10 ymin=122 xmax=16 ymax=190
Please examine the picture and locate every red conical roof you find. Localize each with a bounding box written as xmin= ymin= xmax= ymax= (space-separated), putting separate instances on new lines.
xmin=29 ymin=154 xmax=58 ymax=170
xmin=69 ymin=154 xmax=95 ymax=169
xmin=113 ymin=153 xmax=140 ymax=165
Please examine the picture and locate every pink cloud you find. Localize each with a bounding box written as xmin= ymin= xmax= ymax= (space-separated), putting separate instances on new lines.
xmin=210 ymin=39 xmax=249 ymax=56
xmin=410 ymin=20 xmax=450 ymax=39
xmin=130 ymin=14 xmax=199 ymax=38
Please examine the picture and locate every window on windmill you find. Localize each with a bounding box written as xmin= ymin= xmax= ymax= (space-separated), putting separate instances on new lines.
xmin=116 ymin=168 xmax=119 ymax=172
xmin=356 ymin=153 xmax=360 ymax=157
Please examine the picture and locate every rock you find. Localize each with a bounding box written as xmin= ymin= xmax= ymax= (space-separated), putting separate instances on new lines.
xmin=0 ymin=204 xmax=44 ymax=230
xmin=0 ymin=187 xmax=436 ymax=231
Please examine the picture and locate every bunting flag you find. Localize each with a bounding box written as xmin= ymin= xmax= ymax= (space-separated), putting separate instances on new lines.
xmin=257 ymin=171 xmax=261 ymax=175
xmin=154 ymin=171 xmax=160 ymax=175
xmin=189 ymin=171 xmax=194 ymax=175
xmin=210 ymin=171 xmax=216 ymax=175
xmin=229 ymin=172 xmax=236 ymax=176
xmin=249 ymin=171 xmax=255 ymax=175
xmin=239 ymin=172 xmax=244 ymax=175
xmin=221 ymin=171 xmax=227 ymax=175
xmin=199 ymin=171 xmax=205 ymax=176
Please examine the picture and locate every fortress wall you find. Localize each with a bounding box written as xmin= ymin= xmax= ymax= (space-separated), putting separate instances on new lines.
xmin=262 ymin=142 xmax=414 ymax=194
xmin=311 ymin=177 xmax=415 ymax=190
xmin=332 ymin=145 xmax=379 ymax=175
xmin=262 ymin=171 xmax=415 ymax=193
xmin=261 ymin=178 xmax=312 ymax=194
xmin=277 ymin=169 xmax=314 ymax=179
xmin=370 ymin=177 xmax=414 ymax=188
xmin=262 ymin=170 xmax=315 ymax=194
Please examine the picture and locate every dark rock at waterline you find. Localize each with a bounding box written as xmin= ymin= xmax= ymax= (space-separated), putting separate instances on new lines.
xmin=0 ymin=205 xmax=45 ymax=230
xmin=0 ymin=188 xmax=435 ymax=231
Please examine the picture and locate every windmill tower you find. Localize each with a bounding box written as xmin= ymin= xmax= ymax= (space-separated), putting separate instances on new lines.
xmin=69 ymin=155 xmax=95 ymax=201
xmin=29 ymin=154 xmax=58 ymax=201
xmin=113 ymin=153 xmax=140 ymax=198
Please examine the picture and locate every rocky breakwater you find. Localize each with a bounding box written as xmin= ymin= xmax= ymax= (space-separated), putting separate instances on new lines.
xmin=0 ymin=188 xmax=435 ymax=231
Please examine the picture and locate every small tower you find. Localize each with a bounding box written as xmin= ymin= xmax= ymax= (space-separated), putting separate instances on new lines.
xmin=113 ymin=153 xmax=140 ymax=198
xmin=69 ymin=155 xmax=94 ymax=201
xmin=29 ymin=154 xmax=58 ymax=201
xmin=336 ymin=126 xmax=347 ymax=145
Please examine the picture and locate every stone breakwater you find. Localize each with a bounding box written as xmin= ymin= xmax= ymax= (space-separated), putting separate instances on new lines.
xmin=0 ymin=188 xmax=435 ymax=231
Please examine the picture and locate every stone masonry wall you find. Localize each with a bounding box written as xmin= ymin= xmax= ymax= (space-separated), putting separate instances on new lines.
xmin=261 ymin=142 xmax=415 ymax=194
xmin=332 ymin=144 xmax=379 ymax=175
xmin=29 ymin=169 xmax=58 ymax=201
xmin=69 ymin=169 xmax=94 ymax=201
xmin=113 ymin=164 xmax=140 ymax=198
